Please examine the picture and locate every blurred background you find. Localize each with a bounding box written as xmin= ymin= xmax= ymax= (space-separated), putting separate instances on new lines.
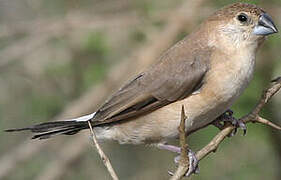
xmin=0 ymin=0 xmax=280 ymax=179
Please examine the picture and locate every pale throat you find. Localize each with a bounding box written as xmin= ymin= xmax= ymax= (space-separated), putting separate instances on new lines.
xmin=215 ymin=24 xmax=261 ymax=53
xmin=207 ymin=30 xmax=258 ymax=104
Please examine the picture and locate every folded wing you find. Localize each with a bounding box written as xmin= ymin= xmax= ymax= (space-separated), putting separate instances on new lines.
xmin=92 ymin=42 xmax=212 ymax=125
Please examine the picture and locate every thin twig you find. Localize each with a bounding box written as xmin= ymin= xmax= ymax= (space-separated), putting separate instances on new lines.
xmin=196 ymin=125 xmax=234 ymax=161
xmin=255 ymin=116 xmax=281 ymax=130
xmin=87 ymin=121 xmax=119 ymax=180
xmin=170 ymin=106 xmax=189 ymax=180
xmin=170 ymin=76 xmax=281 ymax=180
xmin=193 ymin=76 xmax=281 ymax=175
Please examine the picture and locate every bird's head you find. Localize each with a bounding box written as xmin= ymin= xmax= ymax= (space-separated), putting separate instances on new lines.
xmin=206 ymin=3 xmax=278 ymax=50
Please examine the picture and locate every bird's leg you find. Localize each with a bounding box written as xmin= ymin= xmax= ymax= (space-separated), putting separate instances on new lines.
xmin=157 ymin=144 xmax=199 ymax=177
xmin=212 ymin=109 xmax=247 ymax=136
xmin=157 ymin=144 xmax=181 ymax=153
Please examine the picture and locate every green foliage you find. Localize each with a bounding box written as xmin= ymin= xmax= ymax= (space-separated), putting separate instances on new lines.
xmin=135 ymin=0 xmax=155 ymax=17
xmin=80 ymin=31 xmax=109 ymax=90
xmin=130 ymin=29 xmax=146 ymax=44
xmin=8 ymin=155 xmax=49 ymax=180
xmin=83 ymin=31 xmax=109 ymax=58
xmin=22 ymin=92 xmax=65 ymax=122
xmin=45 ymin=62 xmax=73 ymax=78
xmin=82 ymin=61 xmax=107 ymax=90
xmin=174 ymin=30 xmax=189 ymax=43
xmin=152 ymin=19 xmax=166 ymax=29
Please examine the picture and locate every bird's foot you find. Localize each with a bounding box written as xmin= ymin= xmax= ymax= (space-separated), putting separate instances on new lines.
xmin=173 ymin=149 xmax=200 ymax=177
xmin=213 ymin=109 xmax=247 ymax=136
xmin=158 ymin=144 xmax=199 ymax=177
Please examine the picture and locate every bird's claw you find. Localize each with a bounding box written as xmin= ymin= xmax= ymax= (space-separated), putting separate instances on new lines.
xmin=229 ymin=117 xmax=247 ymax=136
xmin=158 ymin=144 xmax=199 ymax=177
xmin=173 ymin=149 xmax=199 ymax=177
xmin=213 ymin=109 xmax=247 ymax=136
xmin=186 ymin=150 xmax=199 ymax=177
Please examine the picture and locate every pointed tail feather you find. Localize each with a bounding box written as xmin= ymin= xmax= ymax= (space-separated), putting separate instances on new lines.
xmin=5 ymin=113 xmax=96 ymax=140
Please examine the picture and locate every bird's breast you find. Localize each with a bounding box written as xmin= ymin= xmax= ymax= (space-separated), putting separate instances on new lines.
xmin=182 ymin=50 xmax=256 ymax=131
xmin=210 ymin=50 xmax=256 ymax=102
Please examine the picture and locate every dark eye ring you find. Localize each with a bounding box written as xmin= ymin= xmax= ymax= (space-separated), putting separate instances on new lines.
xmin=237 ymin=13 xmax=248 ymax=22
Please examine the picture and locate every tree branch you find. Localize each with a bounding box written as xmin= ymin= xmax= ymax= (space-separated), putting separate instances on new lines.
xmin=170 ymin=106 xmax=189 ymax=180
xmin=87 ymin=121 xmax=119 ymax=180
xmin=198 ymin=76 xmax=281 ymax=168
xmin=255 ymin=116 xmax=281 ymax=130
xmin=173 ymin=76 xmax=281 ymax=179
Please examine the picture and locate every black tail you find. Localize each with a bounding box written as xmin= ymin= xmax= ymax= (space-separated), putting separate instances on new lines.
xmin=5 ymin=120 xmax=89 ymax=140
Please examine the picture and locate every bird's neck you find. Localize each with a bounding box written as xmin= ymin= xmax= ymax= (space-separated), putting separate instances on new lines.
xmin=211 ymin=31 xmax=263 ymax=55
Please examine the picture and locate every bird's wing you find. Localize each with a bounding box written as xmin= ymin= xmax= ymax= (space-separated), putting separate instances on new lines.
xmin=92 ymin=42 xmax=212 ymax=125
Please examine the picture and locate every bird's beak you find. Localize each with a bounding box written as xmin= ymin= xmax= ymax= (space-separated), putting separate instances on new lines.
xmin=253 ymin=13 xmax=278 ymax=35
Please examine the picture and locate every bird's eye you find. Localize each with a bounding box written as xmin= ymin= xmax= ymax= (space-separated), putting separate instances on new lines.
xmin=237 ymin=13 xmax=248 ymax=22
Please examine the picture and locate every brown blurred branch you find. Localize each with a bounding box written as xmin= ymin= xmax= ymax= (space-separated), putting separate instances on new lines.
xmin=0 ymin=82 xmax=110 ymax=180
xmin=0 ymin=61 xmax=133 ymax=180
xmin=34 ymin=0 xmax=207 ymax=179
xmin=0 ymin=34 xmax=55 ymax=69
xmin=171 ymin=77 xmax=281 ymax=179
xmin=0 ymin=13 xmax=139 ymax=70
xmin=0 ymin=12 xmax=138 ymax=38
xmin=0 ymin=12 xmax=145 ymax=180
xmin=88 ymin=121 xmax=119 ymax=180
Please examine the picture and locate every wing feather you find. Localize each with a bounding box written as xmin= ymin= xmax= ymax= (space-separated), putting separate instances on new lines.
xmin=92 ymin=39 xmax=212 ymax=125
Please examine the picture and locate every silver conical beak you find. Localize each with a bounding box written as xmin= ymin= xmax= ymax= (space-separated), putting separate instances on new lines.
xmin=253 ymin=13 xmax=278 ymax=35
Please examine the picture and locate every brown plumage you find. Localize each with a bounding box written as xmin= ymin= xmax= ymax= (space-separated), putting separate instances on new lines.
xmin=211 ymin=3 xmax=265 ymax=19
xmin=93 ymin=33 xmax=212 ymax=124
xmin=6 ymin=3 xmax=278 ymax=144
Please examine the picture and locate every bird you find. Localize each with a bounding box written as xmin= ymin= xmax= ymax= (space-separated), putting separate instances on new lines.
xmin=6 ymin=2 xmax=278 ymax=176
